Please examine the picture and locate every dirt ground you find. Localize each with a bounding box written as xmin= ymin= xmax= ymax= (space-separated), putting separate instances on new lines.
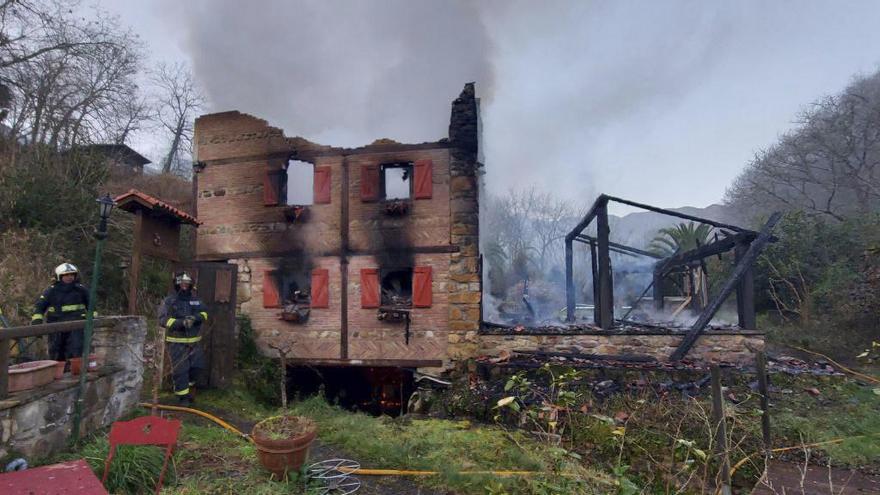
xmin=751 ymin=462 xmax=880 ymax=495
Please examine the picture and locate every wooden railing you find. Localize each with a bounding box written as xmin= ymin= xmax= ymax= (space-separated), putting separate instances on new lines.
xmin=0 ymin=318 xmax=115 ymax=399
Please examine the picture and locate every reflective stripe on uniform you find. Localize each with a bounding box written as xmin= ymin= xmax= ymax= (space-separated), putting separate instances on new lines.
xmin=61 ymin=304 xmax=86 ymax=312
xmin=174 ymin=387 xmax=190 ymax=396
xmin=31 ymin=314 xmax=44 ymax=321
xmin=166 ymin=335 xmax=202 ymax=344
xmin=165 ymin=318 xmax=176 ymax=328
xmin=199 ymin=311 xmax=208 ymax=321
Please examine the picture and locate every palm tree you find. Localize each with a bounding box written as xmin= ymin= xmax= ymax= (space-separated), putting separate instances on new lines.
xmin=649 ymin=222 xmax=713 ymax=257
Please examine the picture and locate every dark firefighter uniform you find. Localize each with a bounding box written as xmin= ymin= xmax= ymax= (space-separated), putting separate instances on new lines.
xmin=32 ymin=263 xmax=92 ymax=361
xmin=158 ymin=274 xmax=208 ymax=404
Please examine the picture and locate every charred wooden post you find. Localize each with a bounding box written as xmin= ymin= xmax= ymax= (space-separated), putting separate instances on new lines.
xmin=711 ymin=366 xmax=733 ymax=495
xmin=652 ymin=270 xmax=664 ymax=311
xmin=596 ymin=200 xmax=614 ymax=329
xmin=670 ymin=212 xmax=781 ymax=361
xmin=756 ymin=351 xmax=772 ymax=453
xmin=565 ymin=238 xmax=575 ymax=322
xmin=735 ymin=240 xmax=757 ymax=330
xmin=590 ymin=240 xmax=600 ymax=325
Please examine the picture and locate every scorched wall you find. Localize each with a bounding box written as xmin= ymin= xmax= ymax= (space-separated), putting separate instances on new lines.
xmin=193 ymin=84 xmax=482 ymax=369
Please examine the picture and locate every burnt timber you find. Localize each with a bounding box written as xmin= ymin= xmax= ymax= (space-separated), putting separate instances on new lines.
xmin=563 ymin=194 xmax=779 ymax=361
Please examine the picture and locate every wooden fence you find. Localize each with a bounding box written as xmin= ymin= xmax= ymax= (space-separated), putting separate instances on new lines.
xmin=0 ymin=318 xmax=115 ymax=399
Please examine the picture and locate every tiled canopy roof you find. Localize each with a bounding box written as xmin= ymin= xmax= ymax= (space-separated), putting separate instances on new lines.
xmin=114 ymin=189 xmax=200 ymax=226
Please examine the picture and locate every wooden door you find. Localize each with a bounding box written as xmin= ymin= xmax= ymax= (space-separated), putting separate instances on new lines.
xmin=174 ymin=262 xmax=237 ymax=388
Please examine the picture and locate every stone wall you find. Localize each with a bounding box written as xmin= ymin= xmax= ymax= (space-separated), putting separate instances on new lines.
xmin=478 ymin=330 xmax=764 ymax=365
xmin=446 ymin=83 xmax=483 ymax=366
xmin=0 ymin=316 xmax=147 ymax=461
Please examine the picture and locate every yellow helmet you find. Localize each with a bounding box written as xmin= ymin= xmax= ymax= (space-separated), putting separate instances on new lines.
xmin=54 ymin=263 xmax=79 ymax=281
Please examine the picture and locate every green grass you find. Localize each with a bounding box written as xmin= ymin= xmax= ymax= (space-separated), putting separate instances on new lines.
xmin=772 ymin=376 xmax=880 ymax=465
xmin=168 ymin=389 xmax=610 ymax=494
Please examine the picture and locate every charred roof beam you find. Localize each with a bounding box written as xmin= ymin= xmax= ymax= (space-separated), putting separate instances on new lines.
xmin=574 ymin=234 xmax=663 ymax=259
xmin=654 ymin=231 xmax=756 ymax=276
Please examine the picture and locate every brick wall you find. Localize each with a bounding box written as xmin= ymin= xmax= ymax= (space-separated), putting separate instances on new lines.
xmin=347 ymin=253 xmax=449 ymax=361
xmin=237 ymin=256 xmax=342 ymax=359
xmin=347 ymin=149 xmax=451 ymax=251
xmin=194 ymin=93 xmax=471 ymax=366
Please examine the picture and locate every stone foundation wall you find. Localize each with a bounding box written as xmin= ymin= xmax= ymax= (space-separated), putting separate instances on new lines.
xmin=0 ymin=316 xmax=146 ymax=461
xmin=478 ymin=331 xmax=764 ymax=364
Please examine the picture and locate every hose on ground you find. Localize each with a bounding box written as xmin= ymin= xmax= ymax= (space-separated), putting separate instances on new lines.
xmin=139 ymin=402 xmax=251 ymax=442
xmin=138 ymin=402 xmax=605 ymax=481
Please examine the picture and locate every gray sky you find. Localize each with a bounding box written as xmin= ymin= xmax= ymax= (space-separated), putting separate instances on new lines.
xmin=98 ymin=0 xmax=880 ymax=213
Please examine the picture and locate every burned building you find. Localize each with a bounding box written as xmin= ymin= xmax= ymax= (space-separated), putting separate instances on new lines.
xmin=192 ymin=84 xmax=481 ymax=370
xmin=192 ymin=82 xmax=764 ymax=378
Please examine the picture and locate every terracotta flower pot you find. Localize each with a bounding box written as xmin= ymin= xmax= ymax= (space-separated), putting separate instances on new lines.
xmin=69 ymin=354 xmax=99 ymax=375
xmin=251 ymin=415 xmax=317 ymax=479
xmin=8 ymin=360 xmax=57 ymax=392
xmin=53 ymin=360 xmax=65 ymax=379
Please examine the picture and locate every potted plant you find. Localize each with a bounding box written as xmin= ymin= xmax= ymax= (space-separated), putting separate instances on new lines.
xmin=251 ymin=415 xmax=317 ymax=479
xmin=252 ymin=344 xmax=317 ymax=479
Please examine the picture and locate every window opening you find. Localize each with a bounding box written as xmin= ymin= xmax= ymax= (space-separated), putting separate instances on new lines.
xmin=286 ymin=159 xmax=314 ymax=205
xmin=278 ymin=270 xmax=311 ymax=322
xmin=381 ymin=163 xmax=412 ymax=200
xmin=381 ymin=268 xmax=413 ymax=307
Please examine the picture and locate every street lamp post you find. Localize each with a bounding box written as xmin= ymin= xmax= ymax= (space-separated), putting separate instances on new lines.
xmin=70 ymin=194 xmax=115 ymax=443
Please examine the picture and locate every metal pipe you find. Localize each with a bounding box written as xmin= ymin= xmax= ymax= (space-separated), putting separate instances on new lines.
xmin=71 ymin=216 xmax=108 ymax=443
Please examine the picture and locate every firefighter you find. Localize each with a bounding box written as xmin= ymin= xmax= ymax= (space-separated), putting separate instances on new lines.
xmin=31 ymin=263 xmax=91 ymax=361
xmin=158 ymin=272 xmax=208 ymax=406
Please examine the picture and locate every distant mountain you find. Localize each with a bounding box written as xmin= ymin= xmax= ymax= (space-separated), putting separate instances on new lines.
xmin=607 ymin=204 xmax=738 ymax=250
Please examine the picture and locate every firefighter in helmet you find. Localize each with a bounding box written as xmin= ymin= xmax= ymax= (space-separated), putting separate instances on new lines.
xmin=158 ymin=272 xmax=207 ymax=406
xmin=31 ymin=263 xmax=92 ymax=361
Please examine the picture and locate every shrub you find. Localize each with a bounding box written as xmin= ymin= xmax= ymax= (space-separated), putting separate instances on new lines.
xmin=81 ymin=436 xmax=176 ymax=494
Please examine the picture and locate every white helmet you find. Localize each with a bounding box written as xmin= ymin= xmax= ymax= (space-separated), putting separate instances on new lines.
xmin=174 ymin=272 xmax=194 ymax=290
xmin=54 ymin=263 xmax=79 ymax=281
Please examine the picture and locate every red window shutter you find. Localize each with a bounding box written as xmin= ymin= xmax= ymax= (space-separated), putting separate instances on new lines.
xmin=262 ymin=270 xmax=280 ymax=308
xmin=413 ymin=266 xmax=433 ymax=307
xmin=311 ymin=268 xmax=329 ymax=308
xmin=360 ymin=164 xmax=380 ymax=202
xmin=313 ymin=166 xmax=331 ymax=204
xmin=263 ymin=170 xmax=281 ymax=206
xmin=413 ymin=159 xmax=433 ymax=199
xmin=360 ymin=268 xmax=380 ymax=308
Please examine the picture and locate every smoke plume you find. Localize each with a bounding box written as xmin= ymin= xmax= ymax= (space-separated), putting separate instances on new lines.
xmin=171 ymin=0 xmax=493 ymax=146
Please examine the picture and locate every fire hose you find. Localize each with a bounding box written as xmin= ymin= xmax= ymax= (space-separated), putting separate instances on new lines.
xmin=138 ymin=402 xmax=599 ymax=481
xmin=143 ymin=401 xmax=880 ymax=491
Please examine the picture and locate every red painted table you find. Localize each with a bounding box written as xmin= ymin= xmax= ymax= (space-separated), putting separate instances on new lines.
xmin=0 ymin=459 xmax=109 ymax=494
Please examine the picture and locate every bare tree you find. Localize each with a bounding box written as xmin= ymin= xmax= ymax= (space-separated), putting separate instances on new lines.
xmin=0 ymin=0 xmax=110 ymax=70
xmin=2 ymin=1 xmax=147 ymax=147
xmin=483 ymin=187 xmax=582 ymax=281
xmin=726 ymin=70 xmax=880 ymax=221
xmin=153 ymin=63 xmax=204 ymax=175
